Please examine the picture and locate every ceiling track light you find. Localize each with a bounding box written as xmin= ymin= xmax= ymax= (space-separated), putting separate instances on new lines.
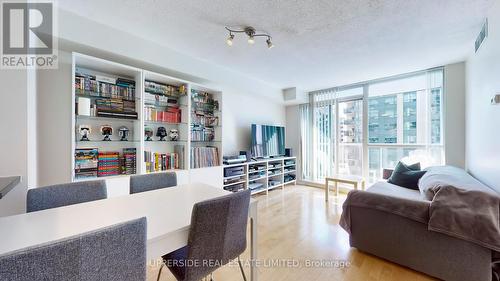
xmin=225 ymin=26 xmax=274 ymax=49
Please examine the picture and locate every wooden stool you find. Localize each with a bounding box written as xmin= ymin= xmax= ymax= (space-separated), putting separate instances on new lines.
xmin=325 ymin=175 xmax=365 ymax=201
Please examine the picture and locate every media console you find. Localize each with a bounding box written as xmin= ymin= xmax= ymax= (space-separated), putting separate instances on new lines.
xmin=222 ymin=157 xmax=297 ymax=195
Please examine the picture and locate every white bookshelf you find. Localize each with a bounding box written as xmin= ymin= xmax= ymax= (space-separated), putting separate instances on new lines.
xmin=142 ymin=70 xmax=190 ymax=173
xmin=71 ymin=53 xmax=223 ymax=182
xmin=222 ymin=157 xmax=297 ymax=195
xmin=189 ymin=84 xmax=223 ymax=169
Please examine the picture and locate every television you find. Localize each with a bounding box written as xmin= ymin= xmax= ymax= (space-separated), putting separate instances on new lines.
xmin=251 ymin=124 xmax=285 ymax=158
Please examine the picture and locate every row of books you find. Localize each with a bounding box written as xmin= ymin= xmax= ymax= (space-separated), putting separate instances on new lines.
xmin=191 ymin=115 xmax=218 ymax=127
xmin=191 ymin=127 xmax=215 ymax=142
xmin=191 ymin=90 xmax=219 ymax=110
xmin=123 ymin=148 xmax=137 ymax=175
xmin=144 ymin=151 xmax=179 ymax=172
xmin=74 ymin=148 xmax=137 ymax=179
xmin=96 ymin=99 xmax=136 ymax=113
xmin=144 ymin=106 xmax=181 ymax=123
xmin=192 ymin=101 xmax=219 ymax=114
xmin=144 ymin=92 xmax=180 ymax=106
xmin=190 ymin=146 xmax=219 ymax=168
xmin=75 ymin=72 xmax=136 ymax=100
xmin=74 ymin=148 xmax=99 ymax=178
xmin=145 ymin=80 xmax=187 ymax=97
xmin=98 ymin=151 xmax=121 ymax=177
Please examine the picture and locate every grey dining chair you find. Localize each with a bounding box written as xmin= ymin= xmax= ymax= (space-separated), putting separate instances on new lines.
xmin=0 ymin=217 xmax=147 ymax=281
xmin=27 ymin=180 xmax=107 ymax=212
xmin=129 ymin=172 xmax=177 ymax=194
xmin=157 ymin=189 xmax=251 ymax=281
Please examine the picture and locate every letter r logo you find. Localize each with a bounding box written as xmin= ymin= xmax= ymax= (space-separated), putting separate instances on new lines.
xmin=2 ymin=2 xmax=53 ymax=55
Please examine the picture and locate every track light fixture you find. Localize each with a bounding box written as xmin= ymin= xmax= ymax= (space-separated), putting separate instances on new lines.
xmin=225 ymin=26 xmax=274 ymax=49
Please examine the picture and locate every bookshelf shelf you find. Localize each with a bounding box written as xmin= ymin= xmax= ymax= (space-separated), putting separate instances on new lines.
xmin=190 ymin=140 xmax=222 ymax=143
xmin=145 ymin=140 xmax=188 ymax=143
xmin=144 ymin=121 xmax=187 ymax=125
xmin=223 ymin=180 xmax=246 ymax=187
xmin=76 ymin=140 xmax=141 ymax=143
xmin=249 ymin=175 xmax=267 ymax=181
xmin=144 ymin=99 xmax=186 ymax=106
xmin=76 ymin=91 xmax=140 ymax=101
xmin=76 ymin=115 xmax=138 ymax=122
xmin=71 ymin=53 xmax=223 ymax=182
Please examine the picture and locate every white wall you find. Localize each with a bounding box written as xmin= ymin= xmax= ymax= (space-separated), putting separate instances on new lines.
xmin=444 ymin=62 xmax=466 ymax=168
xmin=0 ymin=69 xmax=37 ymax=216
xmin=465 ymin=1 xmax=500 ymax=193
xmin=36 ymin=8 xmax=285 ymax=187
xmin=37 ymin=51 xmax=73 ymax=186
xmin=285 ymin=105 xmax=302 ymax=179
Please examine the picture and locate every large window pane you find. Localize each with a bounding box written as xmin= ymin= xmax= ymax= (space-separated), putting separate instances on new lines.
xmin=368 ymin=95 xmax=397 ymax=143
xmin=403 ymin=91 xmax=417 ymax=143
xmin=430 ymin=88 xmax=442 ymax=144
xmin=338 ymin=99 xmax=363 ymax=176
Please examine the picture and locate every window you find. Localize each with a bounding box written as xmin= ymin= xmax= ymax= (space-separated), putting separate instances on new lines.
xmin=300 ymin=68 xmax=445 ymax=184
xmin=300 ymin=88 xmax=363 ymax=182
xmin=338 ymin=98 xmax=363 ymax=176
xmin=366 ymin=69 xmax=444 ymax=182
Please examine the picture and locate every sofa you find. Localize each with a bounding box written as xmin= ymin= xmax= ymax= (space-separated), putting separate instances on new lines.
xmin=340 ymin=165 xmax=500 ymax=281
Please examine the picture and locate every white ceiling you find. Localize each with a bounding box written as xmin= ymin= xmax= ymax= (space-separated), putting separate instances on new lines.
xmin=57 ymin=0 xmax=494 ymax=91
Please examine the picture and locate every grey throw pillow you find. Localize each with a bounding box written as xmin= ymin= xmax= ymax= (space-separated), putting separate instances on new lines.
xmin=388 ymin=161 xmax=426 ymax=190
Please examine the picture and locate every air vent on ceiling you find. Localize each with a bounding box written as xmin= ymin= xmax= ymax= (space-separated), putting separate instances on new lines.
xmin=475 ymin=19 xmax=488 ymax=53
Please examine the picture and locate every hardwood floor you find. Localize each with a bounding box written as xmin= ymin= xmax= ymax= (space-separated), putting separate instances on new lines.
xmin=148 ymin=185 xmax=437 ymax=281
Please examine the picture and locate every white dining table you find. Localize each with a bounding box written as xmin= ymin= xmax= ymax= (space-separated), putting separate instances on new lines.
xmin=0 ymin=183 xmax=259 ymax=281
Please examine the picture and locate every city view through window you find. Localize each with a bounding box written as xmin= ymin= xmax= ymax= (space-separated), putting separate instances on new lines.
xmin=300 ymin=69 xmax=444 ymax=184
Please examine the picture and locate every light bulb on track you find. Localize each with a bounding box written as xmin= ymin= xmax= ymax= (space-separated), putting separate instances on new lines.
xmin=266 ymin=38 xmax=274 ymax=49
xmin=226 ymin=34 xmax=234 ymax=46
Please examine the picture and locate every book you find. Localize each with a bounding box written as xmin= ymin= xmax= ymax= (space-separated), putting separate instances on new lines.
xmin=96 ymin=75 xmax=116 ymax=84
xmin=144 ymin=150 xmax=179 ymax=173
xmin=75 ymin=148 xmax=98 ymax=179
xmin=77 ymin=97 xmax=91 ymax=116
xmin=190 ymin=146 xmax=219 ymax=168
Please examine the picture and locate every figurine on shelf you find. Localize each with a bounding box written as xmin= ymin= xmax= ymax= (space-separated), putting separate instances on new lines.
xmin=156 ymin=126 xmax=167 ymax=141
xmin=100 ymin=125 xmax=113 ymax=141
xmin=119 ymin=126 xmax=130 ymax=141
xmin=169 ymin=129 xmax=179 ymax=141
xmin=145 ymin=126 xmax=154 ymax=141
xmin=78 ymin=125 xmax=91 ymax=141
xmin=207 ymin=131 xmax=215 ymax=142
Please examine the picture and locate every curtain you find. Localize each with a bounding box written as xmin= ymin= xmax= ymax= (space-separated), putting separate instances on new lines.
xmin=299 ymin=104 xmax=312 ymax=181
xmin=300 ymin=89 xmax=337 ymax=182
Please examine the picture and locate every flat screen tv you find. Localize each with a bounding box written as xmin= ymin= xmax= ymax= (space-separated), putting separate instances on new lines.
xmin=251 ymin=124 xmax=285 ymax=158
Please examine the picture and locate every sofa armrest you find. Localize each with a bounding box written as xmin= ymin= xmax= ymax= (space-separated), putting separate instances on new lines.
xmin=382 ymin=169 xmax=394 ymax=180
